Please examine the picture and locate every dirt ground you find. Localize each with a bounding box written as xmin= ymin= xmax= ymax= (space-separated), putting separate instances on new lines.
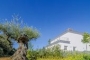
xmin=0 ymin=57 xmax=11 ymax=60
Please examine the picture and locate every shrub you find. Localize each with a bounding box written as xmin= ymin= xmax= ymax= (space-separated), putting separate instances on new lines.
xmin=27 ymin=50 xmax=37 ymax=60
xmin=83 ymin=54 xmax=90 ymax=60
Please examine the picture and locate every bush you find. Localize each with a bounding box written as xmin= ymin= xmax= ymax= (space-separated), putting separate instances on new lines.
xmin=27 ymin=45 xmax=63 ymax=59
xmin=27 ymin=46 xmax=90 ymax=60
xmin=83 ymin=54 xmax=90 ymax=60
xmin=27 ymin=50 xmax=37 ymax=60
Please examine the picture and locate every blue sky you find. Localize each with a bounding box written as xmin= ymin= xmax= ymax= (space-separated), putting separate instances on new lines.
xmin=0 ymin=0 xmax=90 ymax=49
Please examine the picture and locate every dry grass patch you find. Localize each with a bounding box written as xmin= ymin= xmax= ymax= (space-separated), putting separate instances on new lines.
xmin=0 ymin=57 xmax=11 ymax=60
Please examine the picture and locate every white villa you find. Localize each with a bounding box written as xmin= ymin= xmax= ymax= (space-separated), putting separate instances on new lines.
xmin=46 ymin=28 xmax=90 ymax=51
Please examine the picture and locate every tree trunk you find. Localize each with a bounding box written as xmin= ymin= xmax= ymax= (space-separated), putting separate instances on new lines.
xmin=11 ymin=42 xmax=28 ymax=60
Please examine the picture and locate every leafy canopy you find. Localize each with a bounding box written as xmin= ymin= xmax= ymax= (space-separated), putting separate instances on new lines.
xmin=0 ymin=34 xmax=15 ymax=56
xmin=82 ymin=33 xmax=90 ymax=43
xmin=0 ymin=16 xmax=40 ymax=42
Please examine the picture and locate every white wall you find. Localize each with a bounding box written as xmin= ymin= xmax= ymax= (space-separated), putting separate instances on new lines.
xmin=60 ymin=32 xmax=86 ymax=51
xmin=48 ymin=32 xmax=90 ymax=51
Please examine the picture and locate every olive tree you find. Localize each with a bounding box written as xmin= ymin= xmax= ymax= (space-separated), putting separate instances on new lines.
xmin=0 ymin=16 xmax=39 ymax=60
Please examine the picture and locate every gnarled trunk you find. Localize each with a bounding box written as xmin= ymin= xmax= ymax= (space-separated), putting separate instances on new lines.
xmin=11 ymin=42 xmax=28 ymax=60
xmin=11 ymin=34 xmax=28 ymax=60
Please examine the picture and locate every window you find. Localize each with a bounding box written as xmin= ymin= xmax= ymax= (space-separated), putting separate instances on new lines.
xmin=73 ymin=47 xmax=76 ymax=51
xmin=64 ymin=46 xmax=67 ymax=50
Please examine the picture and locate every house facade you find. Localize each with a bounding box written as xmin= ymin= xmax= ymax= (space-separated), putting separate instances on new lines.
xmin=46 ymin=28 xmax=90 ymax=51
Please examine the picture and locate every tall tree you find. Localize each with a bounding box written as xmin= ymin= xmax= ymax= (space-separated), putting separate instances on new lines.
xmin=0 ymin=16 xmax=40 ymax=60
xmin=82 ymin=33 xmax=90 ymax=51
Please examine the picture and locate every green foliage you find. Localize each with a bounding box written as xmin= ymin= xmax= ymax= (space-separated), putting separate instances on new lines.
xmin=52 ymin=45 xmax=62 ymax=57
xmin=0 ymin=16 xmax=40 ymax=42
xmin=27 ymin=44 xmax=90 ymax=60
xmin=27 ymin=45 xmax=63 ymax=60
xmin=82 ymin=33 xmax=90 ymax=43
xmin=27 ymin=50 xmax=37 ymax=60
xmin=37 ymin=52 xmax=90 ymax=60
xmin=0 ymin=47 xmax=3 ymax=56
xmin=0 ymin=15 xmax=39 ymax=57
xmin=83 ymin=54 xmax=90 ymax=60
xmin=0 ymin=34 xmax=15 ymax=57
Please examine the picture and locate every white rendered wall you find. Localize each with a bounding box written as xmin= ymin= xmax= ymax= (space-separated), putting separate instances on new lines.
xmin=48 ymin=32 xmax=90 ymax=51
